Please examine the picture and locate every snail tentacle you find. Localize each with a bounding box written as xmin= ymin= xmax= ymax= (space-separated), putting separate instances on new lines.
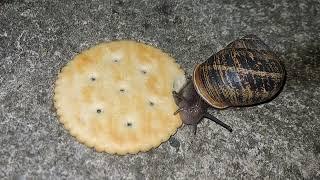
xmin=172 ymin=91 xmax=182 ymax=101
xmin=193 ymin=124 xmax=198 ymax=135
xmin=173 ymin=107 xmax=184 ymax=115
xmin=203 ymin=113 xmax=233 ymax=132
xmin=172 ymin=91 xmax=187 ymax=104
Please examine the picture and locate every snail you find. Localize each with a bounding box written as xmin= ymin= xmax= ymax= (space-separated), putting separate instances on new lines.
xmin=173 ymin=34 xmax=286 ymax=134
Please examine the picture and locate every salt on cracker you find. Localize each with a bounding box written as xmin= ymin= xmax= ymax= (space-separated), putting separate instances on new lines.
xmin=54 ymin=40 xmax=186 ymax=155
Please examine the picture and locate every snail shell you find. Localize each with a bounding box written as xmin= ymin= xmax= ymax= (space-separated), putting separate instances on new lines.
xmin=193 ymin=35 xmax=286 ymax=109
xmin=225 ymin=34 xmax=271 ymax=51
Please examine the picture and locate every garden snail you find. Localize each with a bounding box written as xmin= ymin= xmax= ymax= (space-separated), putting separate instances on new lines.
xmin=173 ymin=34 xmax=286 ymax=134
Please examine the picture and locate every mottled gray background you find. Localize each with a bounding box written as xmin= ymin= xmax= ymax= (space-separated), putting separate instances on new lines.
xmin=0 ymin=0 xmax=319 ymax=179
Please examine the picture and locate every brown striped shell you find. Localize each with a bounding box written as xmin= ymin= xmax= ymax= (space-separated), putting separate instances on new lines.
xmin=193 ymin=35 xmax=286 ymax=109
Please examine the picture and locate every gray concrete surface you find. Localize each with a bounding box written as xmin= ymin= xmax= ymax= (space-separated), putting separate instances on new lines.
xmin=1 ymin=0 xmax=320 ymax=179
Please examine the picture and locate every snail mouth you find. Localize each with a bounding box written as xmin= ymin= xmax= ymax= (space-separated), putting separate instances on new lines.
xmin=192 ymin=63 xmax=228 ymax=109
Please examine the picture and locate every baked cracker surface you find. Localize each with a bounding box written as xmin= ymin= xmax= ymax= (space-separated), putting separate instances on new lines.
xmin=54 ymin=40 xmax=186 ymax=155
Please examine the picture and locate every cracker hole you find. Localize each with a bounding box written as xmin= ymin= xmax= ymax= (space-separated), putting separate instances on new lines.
xmin=96 ymin=109 xmax=102 ymax=114
xmin=90 ymin=77 xmax=96 ymax=81
xmin=126 ymin=122 xmax=132 ymax=127
xmin=141 ymin=70 xmax=147 ymax=74
xmin=119 ymin=88 xmax=126 ymax=93
xmin=113 ymin=58 xmax=120 ymax=63
xmin=149 ymin=101 xmax=155 ymax=106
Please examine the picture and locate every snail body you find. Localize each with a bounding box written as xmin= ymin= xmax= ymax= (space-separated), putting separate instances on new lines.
xmin=173 ymin=35 xmax=286 ymax=134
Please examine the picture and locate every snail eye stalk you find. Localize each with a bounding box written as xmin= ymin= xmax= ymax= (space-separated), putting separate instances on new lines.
xmin=203 ymin=113 xmax=233 ymax=132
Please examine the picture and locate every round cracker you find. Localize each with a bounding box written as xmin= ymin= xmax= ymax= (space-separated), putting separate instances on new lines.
xmin=54 ymin=40 xmax=186 ymax=155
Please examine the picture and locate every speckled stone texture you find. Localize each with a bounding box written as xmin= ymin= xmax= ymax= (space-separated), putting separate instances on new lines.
xmin=0 ymin=0 xmax=319 ymax=179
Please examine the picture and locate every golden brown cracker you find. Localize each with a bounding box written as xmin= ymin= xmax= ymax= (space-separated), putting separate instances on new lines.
xmin=54 ymin=40 xmax=186 ymax=155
